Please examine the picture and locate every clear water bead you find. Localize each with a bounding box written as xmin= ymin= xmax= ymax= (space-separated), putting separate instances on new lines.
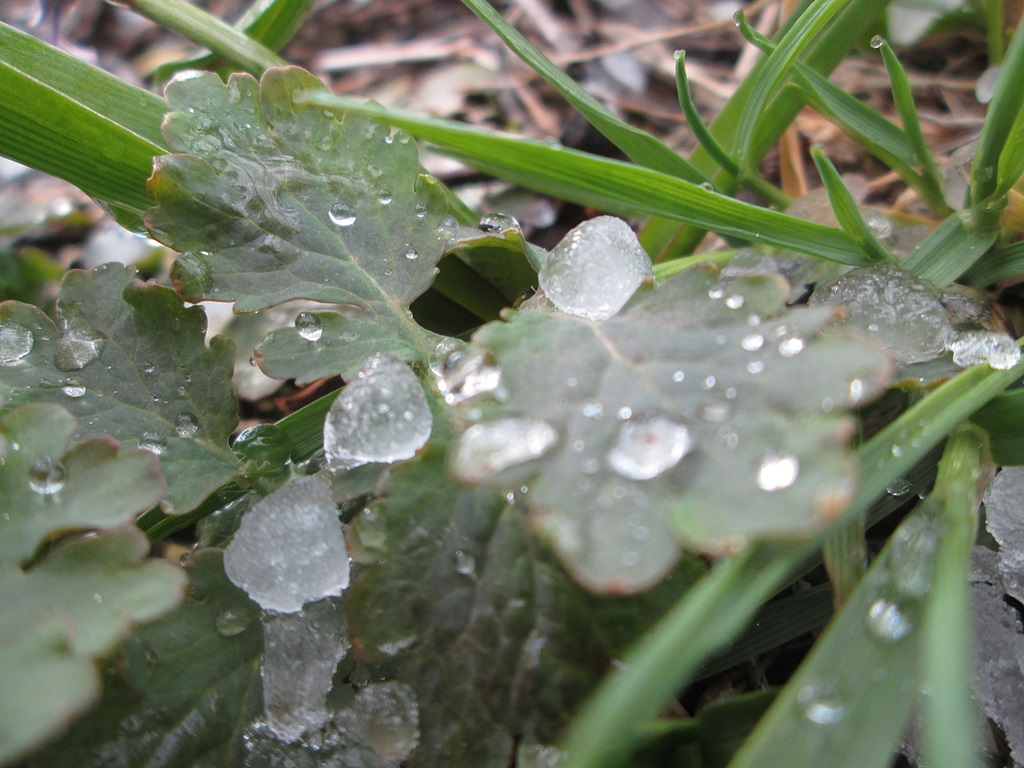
xmin=328 ymin=202 xmax=357 ymax=227
xmin=756 ymin=454 xmax=799 ymax=491
xmin=539 ymin=216 xmax=653 ymax=321
xmin=55 ymin=326 xmax=105 ymax=371
xmin=607 ymin=416 xmax=693 ymax=480
xmin=323 ymin=353 xmax=432 ymax=472
xmin=947 ymin=330 xmax=1020 ymax=370
xmin=28 ymin=457 xmax=66 ymax=495
xmin=294 ymin=312 xmax=323 ymax=341
xmin=865 ymin=597 xmax=912 ymax=642
xmin=434 ymin=348 xmax=502 ymax=405
xmin=0 ymin=322 xmax=33 ymax=364
xmin=451 ymin=418 xmax=559 ymax=483
xmin=223 ymin=475 xmax=349 ymax=613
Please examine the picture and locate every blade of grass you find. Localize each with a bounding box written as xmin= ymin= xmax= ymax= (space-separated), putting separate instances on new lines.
xmin=969 ymin=388 xmax=1024 ymax=465
xmin=0 ymin=22 xmax=167 ymax=224
xmin=121 ymin=0 xmax=285 ymax=75
xmin=153 ymin=0 xmax=315 ymax=81
xmin=674 ymin=51 xmax=789 ymax=208
xmin=962 ymin=239 xmax=1024 ymax=287
xmin=459 ymin=0 xmax=707 ymax=185
xmin=304 ymin=94 xmax=872 ymax=265
xmin=919 ymin=425 xmax=988 ymax=768
xmin=900 ymin=211 xmax=997 ymax=286
xmin=971 ymin=23 xmax=1024 ymax=203
xmin=810 ymin=145 xmax=893 ymax=262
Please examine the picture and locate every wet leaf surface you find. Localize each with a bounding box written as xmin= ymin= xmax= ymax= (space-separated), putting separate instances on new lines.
xmin=1 ymin=530 xmax=184 ymax=765
xmin=348 ymin=447 xmax=706 ymax=768
xmin=0 ymin=264 xmax=238 ymax=513
xmin=452 ymin=264 xmax=892 ymax=591
xmin=147 ymin=67 xmax=449 ymax=381
xmin=26 ymin=550 xmax=262 ymax=768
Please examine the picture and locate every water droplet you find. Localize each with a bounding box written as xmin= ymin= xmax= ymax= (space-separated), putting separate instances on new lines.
xmin=138 ymin=432 xmax=167 ymax=455
xmin=699 ymin=181 xmax=716 ymax=193
xmin=747 ymin=360 xmax=765 ymax=374
xmin=607 ymin=416 xmax=692 ymax=480
xmin=55 ymin=327 xmax=105 ymax=371
xmin=28 ymin=457 xmax=66 ymax=495
xmin=324 ymin=353 xmax=432 ymax=471
xmin=798 ymin=682 xmax=846 ymax=725
xmin=355 ymin=681 xmax=421 ymax=760
xmin=215 ymin=608 xmax=252 ymax=637
xmin=870 ymin=34 xmax=885 ymax=49
xmin=948 ymin=330 xmax=1020 ymax=370
xmin=741 ymin=333 xmax=764 ymax=351
xmin=708 ymin=286 xmax=725 ymax=300
xmin=61 ymin=378 xmax=86 ymax=398
xmin=295 ymin=312 xmax=323 ymax=341
xmin=478 ymin=212 xmax=521 ymax=234
xmin=539 ymin=216 xmax=653 ymax=321
xmin=377 ymin=189 xmax=393 ymax=205
xmin=175 ymin=413 xmax=199 ymax=438
xmin=848 ymin=378 xmax=865 ymax=404
xmin=701 ymin=375 xmax=716 ymax=390
xmin=414 ymin=204 xmax=427 ymax=218
xmin=451 ymin=418 xmax=559 ymax=483
xmin=582 ymin=401 xmax=603 ymax=418
xmin=725 ymin=294 xmax=744 ymax=309
xmin=756 ymin=454 xmax=799 ymax=491
xmin=0 ymin=322 xmax=33 ymax=364
xmin=865 ymin=597 xmax=911 ymax=642
xmin=434 ymin=348 xmax=502 ymax=405
xmin=778 ymin=337 xmax=805 ymax=357
xmin=886 ymin=477 xmax=913 ymax=497
xmin=454 ymin=550 xmax=476 ymax=576
xmin=328 ymin=202 xmax=357 ymax=226
xmin=403 ymin=247 xmax=419 ymax=260
xmin=672 ymin=370 xmax=685 ymax=382
xmin=700 ymin=402 xmax=731 ymax=422
xmin=142 ymin=363 xmax=156 ymax=375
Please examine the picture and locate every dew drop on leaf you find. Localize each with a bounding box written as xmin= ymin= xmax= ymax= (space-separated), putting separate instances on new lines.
xmin=777 ymin=337 xmax=805 ymax=357
xmin=433 ymin=348 xmax=502 ymax=405
xmin=798 ymin=682 xmax=846 ymax=725
xmin=377 ymin=189 xmax=393 ymax=205
xmin=55 ymin=327 xmax=105 ymax=371
xmin=353 ymin=681 xmax=420 ymax=760
xmin=756 ymin=453 xmax=799 ymax=491
xmin=215 ymin=607 xmax=252 ymax=637
xmin=323 ymin=353 xmax=432 ymax=472
xmin=138 ymin=432 xmax=167 ymax=456
xmin=0 ymin=322 xmax=33 ymax=364
xmin=865 ymin=597 xmax=911 ymax=642
xmin=294 ymin=312 xmax=323 ymax=341
xmin=28 ymin=457 xmax=66 ymax=495
xmin=453 ymin=549 xmax=476 ymax=576
xmin=61 ymin=378 xmax=86 ymax=398
xmin=175 ymin=413 xmax=199 ymax=438
xmin=403 ymin=247 xmax=419 ymax=260
xmin=539 ymin=216 xmax=653 ymax=321
xmin=947 ymin=330 xmax=1020 ymax=370
xmin=328 ymin=202 xmax=356 ymax=227
xmin=607 ymin=416 xmax=693 ymax=481
xmin=450 ymin=417 xmax=559 ymax=483
xmin=478 ymin=212 xmax=521 ymax=235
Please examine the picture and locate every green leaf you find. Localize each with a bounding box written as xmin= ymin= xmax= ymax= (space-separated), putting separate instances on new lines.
xmin=0 ymin=404 xmax=165 ymax=565
xmin=147 ymin=67 xmax=450 ymax=368
xmin=900 ymin=211 xmax=997 ymax=287
xmin=452 ymin=263 xmax=891 ymax=591
xmin=969 ymin=388 xmax=1024 ymax=465
xmin=971 ymin=24 xmax=1024 ymax=202
xmin=0 ymin=264 xmax=238 ymax=514
xmin=459 ymin=0 xmax=707 ymax=185
xmin=347 ymin=446 xmax=706 ymax=768
xmin=809 ymin=146 xmax=892 ymax=262
xmin=0 ymin=22 xmax=167 ymax=226
xmin=0 ymin=530 xmax=185 ymax=765
xmin=25 ymin=549 xmax=262 ymax=768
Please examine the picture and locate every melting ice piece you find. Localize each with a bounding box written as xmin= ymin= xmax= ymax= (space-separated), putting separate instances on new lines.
xmin=810 ymin=264 xmax=952 ymax=364
xmin=261 ymin=598 xmax=349 ymax=742
xmin=434 ymin=347 xmax=502 ymax=405
xmin=982 ymin=466 xmax=1024 ymax=604
xmin=0 ymin=322 xmax=33 ymax=364
xmin=224 ymin=475 xmax=349 ymax=613
xmin=450 ymin=417 xmax=558 ymax=483
xmin=539 ymin=216 xmax=653 ymax=321
xmin=323 ymin=353 xmax=432 ymax=472
xmin=607 ymin=416 xmax=693 ymax=480
xmin=947 ymin=330 xmax=1020 ymax=370
xmin=54 ymin=326 xmax=105 ymax=371
xmin=350 ymin=682 xmax=420 ymax=760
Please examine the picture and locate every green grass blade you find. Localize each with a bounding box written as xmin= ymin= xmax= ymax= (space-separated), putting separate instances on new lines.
xmin=969 ymin=388 xmax=1024 ymax=465
xmin=123 ymin=0 xmax=285 ymax=74
xmin=919 ymin=426 xmax=987 ymax=768
xmin=733 ymin=0 xmax=849 ymax=169
xmin=810 ymin=145 xmax=893 ymax=262
xmin=971 ymin=24 xmax=1024 ymax=203
xmin=963 ymin=239 xmax=1024 ymax=287
xmin=876 ymin=38 xmax=944 ymax=194
xmin=459 ymin=0 xmax=707 ymax=185
xmin=900 ymin=212 xmax=997 ymax=286
xmin=0 ymin=22 xmax=167 ymax=222
xmin=305 ymin=94 xmax=871 ymax=265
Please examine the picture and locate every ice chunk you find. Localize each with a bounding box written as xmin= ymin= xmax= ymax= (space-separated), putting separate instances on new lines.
xmin=539 ymin=216 xmax=653 ymax=321
xmin=261 ymin=598 xmax=349 ymax=742
xmin=348 ymin=682 xmax=420 ymax=760
xmin=450 ymin=417 xmax=559 ymax=483
xmin=323 ymin=353 xmax=432 ymax=472
xmin=224 ymin=475 xmax=349 ymax=613
xmin=0 ymin=322 xmax=33 ymax=364
xmin=947 ymin=330 xmax=1020 ymax=370
xmin=810 ymin=264 xmax=952 ymax=364
xmin=982 ymin=466 xmax=1024 ymax=604
xmin=432 ymin=346 xmax=502 ymax=405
